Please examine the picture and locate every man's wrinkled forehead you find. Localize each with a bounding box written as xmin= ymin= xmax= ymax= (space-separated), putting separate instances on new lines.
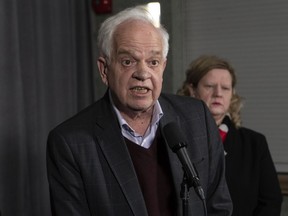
xmin=112 ymin=20 xmax=163 ymax=55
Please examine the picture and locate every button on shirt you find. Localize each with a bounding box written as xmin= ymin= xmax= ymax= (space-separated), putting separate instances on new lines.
xmin=112 ymin=99 xmax=163 ymax=149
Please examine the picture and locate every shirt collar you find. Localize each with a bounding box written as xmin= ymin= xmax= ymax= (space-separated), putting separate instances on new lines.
xmin=109 ymin=91 xmax=163 ymax=132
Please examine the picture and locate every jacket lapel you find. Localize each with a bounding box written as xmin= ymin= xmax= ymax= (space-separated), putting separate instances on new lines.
xmin=158 ymin=97 xmax=185 ymax=212
xmin=94 ymin=94 xmax=148 ymax=216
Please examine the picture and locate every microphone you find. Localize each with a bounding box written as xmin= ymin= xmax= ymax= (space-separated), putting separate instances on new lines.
xmin=163 ymin=122 xmax=205 ymax=201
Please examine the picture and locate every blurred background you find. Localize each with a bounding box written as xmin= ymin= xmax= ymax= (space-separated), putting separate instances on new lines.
xmin=0 ymin=0 xmax=287 ymax=215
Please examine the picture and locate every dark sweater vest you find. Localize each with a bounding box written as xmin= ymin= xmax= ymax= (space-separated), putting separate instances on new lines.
xmin=125 ymin=130 xmax=176 ymax=216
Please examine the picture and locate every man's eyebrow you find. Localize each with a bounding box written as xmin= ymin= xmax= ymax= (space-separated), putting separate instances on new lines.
xmin=150 ymin=50 xmax=162 ymax=56
xmin=116 ymin=49 xmax=163 ymax=58
xmin=117 ymin=50 xmax=132 ymax=57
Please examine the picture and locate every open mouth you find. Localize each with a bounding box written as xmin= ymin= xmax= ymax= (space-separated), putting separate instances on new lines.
xmin=130 ymin=86 xmax=150 ymax=94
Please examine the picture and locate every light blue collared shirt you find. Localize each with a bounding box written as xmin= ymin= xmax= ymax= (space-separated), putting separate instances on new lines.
xmin=110 ymin=95 xmax=163 ymax=149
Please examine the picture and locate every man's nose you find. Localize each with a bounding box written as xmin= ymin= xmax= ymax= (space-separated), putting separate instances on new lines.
xmin=132 ymin=63 xmax=151 ymax=81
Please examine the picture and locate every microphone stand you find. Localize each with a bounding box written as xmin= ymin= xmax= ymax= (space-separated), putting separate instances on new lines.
xmin=180 ymin=173 xmax=190 ymax=216
xmin=180 ymin=169 xmax=207 ymax=216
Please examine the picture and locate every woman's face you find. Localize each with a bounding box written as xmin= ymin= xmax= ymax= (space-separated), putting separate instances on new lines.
xmin=192 ymin=69 xmax=233 ymax=125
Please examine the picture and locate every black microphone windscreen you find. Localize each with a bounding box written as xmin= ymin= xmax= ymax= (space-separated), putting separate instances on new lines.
xmin=163 ymin=122 xmax=186 ymax=151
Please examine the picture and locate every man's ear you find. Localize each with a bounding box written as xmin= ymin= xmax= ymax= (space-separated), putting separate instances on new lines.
xmin=97 ymin=57 xmax=108 ymax=86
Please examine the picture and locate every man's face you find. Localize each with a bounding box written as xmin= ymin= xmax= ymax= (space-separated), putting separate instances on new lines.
xmin=99 ymin=20 xmax=167 ymax=115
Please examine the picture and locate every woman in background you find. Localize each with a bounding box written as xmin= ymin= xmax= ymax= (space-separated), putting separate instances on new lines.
xmin=178 ymin=55 xmax=283 ymax=216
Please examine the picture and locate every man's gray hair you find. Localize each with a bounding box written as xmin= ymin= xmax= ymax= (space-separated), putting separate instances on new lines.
xmin=97 ymin=5 xmax=169 ymax=62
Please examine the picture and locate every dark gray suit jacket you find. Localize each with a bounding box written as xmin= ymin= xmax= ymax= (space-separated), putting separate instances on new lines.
xmin=47 ymin=92 xmax=232 ymax=216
